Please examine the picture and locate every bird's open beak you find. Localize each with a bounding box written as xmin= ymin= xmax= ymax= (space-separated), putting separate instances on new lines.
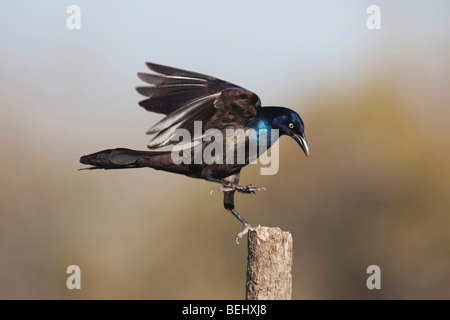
xmin=293 ymin=133 xmax=309 ymax=157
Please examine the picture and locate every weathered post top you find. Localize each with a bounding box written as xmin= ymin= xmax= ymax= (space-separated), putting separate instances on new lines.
xmin=246 ymin=226 xmax=293 ymax=300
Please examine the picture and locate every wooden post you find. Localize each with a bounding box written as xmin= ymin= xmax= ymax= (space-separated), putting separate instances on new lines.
xmin=246 ymin=226 xmax=293 ymax=300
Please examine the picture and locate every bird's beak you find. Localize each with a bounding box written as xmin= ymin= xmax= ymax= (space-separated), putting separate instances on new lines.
xmin=293 ymin=133 xmax=309 ymax=157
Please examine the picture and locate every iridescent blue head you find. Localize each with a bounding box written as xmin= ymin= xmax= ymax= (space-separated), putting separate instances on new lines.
xmin=256 ymin=106 xmax=309 ymax=157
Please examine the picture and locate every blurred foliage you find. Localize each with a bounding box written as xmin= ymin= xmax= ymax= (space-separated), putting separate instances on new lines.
xmin=1 ymin=72 xmax=449 ymax=299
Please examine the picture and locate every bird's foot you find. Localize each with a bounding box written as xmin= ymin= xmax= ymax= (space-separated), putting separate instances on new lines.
xmin=235 ymin=223 xmax=255 ymax=244
xmin=210 ymin=183 xmax=266 ymax=195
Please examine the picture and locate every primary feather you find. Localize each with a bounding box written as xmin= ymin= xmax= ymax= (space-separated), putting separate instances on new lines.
xmin=136 ymin=62 xmax=261 ymax=149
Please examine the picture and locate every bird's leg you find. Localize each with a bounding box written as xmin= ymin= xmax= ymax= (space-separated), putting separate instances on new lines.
xmin=228 ymin=208 xmax=254 ymax=244
xmin=221 ymin=174 xmax=255 ymax=244
xmin=208 ymin=178 xmax=266 ymax=195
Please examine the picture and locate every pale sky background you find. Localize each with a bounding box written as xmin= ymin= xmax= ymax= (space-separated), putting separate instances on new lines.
xmin=1 ymin=0 xmax=449 ymax=150
xmin=1 ymin=1 xmax=449 ymax=299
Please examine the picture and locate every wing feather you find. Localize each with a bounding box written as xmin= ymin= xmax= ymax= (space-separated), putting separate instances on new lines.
xmin=135 ymin=62 xmax=261 ymax=149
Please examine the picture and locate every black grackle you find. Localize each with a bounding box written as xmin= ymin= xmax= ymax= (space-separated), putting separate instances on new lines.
xmin=80 ymin=63 xmax=309 ymax=243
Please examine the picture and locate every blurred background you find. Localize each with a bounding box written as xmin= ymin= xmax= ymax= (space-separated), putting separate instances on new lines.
xmin=1 ymin=0 xmax=449 ymax=299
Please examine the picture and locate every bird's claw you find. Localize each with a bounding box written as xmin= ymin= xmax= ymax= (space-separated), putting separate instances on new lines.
xmin=210 ymin=184 xmax=267 ymax=195
xmin=210 ymin=186 xmax=233 ymax=195
xmin=237 ymin=184 xmax=267 ymax=194
xmin=235 ymin=223 xmax=255 ymax=244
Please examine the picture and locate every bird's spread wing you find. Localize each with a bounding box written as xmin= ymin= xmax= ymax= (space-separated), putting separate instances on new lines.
xmin=136 ymin=63 xmax=261 ymax=149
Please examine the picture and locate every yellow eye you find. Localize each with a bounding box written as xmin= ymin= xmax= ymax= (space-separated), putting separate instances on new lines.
xmin=289 ymin=123 xmax=294 ymax=129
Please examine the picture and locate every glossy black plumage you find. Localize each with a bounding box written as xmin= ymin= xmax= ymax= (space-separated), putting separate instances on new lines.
xmin=80 ymin=62 xmax=309 ymax=242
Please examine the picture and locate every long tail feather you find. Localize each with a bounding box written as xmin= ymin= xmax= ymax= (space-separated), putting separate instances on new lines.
xmin=79 ymin=148 xmax=169 ymax=170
